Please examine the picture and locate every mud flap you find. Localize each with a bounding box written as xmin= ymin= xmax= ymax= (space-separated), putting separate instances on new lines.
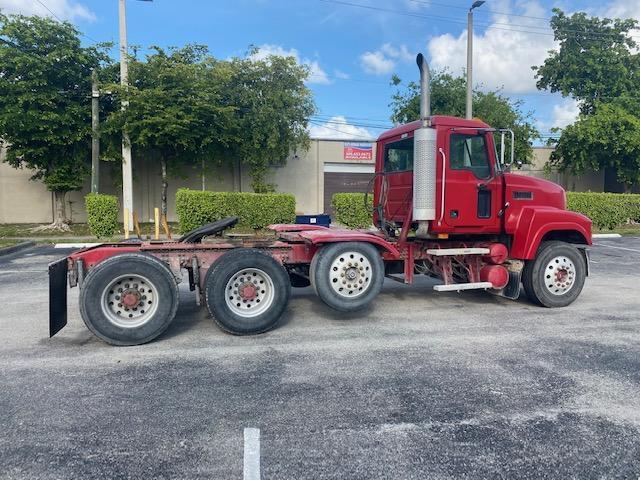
xmin=49 ymin=257 xmax=68 ymax=337
xmin=489 ymin=270 xmax=522 ymax=300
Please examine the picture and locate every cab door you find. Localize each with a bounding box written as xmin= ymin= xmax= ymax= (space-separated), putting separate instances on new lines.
xmin=440 ymin=129 xmax=502 ymax=233
xmin=375 ymin=134 xmax=414 ymax=224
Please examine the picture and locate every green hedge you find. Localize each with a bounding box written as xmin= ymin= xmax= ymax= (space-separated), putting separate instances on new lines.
xmin=331 ymin=193 xmax=372 ymax=229
xmin=567 ymin=192 xmax=640 ymax=230
xmin=85 ymin=193 xmax=119 ymax=238
xmin=175 ymin=189 xmax=296 ymax=232
xmin=330 ymin=191 xmax=640 ymax=231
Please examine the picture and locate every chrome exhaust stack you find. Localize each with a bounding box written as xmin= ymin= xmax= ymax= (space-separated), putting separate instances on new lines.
xmin=413 ymin=53 xmax=437 ymax=238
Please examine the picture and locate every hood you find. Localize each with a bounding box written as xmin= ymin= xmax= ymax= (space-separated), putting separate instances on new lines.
xmin=503 ymin=173 xmax=566 ymax=210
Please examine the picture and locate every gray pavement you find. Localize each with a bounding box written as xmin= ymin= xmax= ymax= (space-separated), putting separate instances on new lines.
xmin=0 ymin=239 xmax=639 ymax=479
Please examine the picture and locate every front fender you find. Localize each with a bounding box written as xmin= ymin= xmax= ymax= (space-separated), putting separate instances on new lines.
xmin=506 ymin=207 xmax=592 ymax=260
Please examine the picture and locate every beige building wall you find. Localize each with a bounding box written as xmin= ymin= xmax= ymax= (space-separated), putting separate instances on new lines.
xmin=0 ymin=141 xmax=325 ymax=224
xmin=0 ymin=142 xmax=606 ymax=225
xmin=519 ymin=147 xmax=605 ymax=192
xmin=0 ymin=148 xmax=54 ymax=224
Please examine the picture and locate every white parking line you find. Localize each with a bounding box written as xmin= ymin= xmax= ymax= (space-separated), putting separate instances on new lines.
xmin=594 ymin=243 xmax=640 ymax=254
xmin=592 ymin=233 xmax=622 ymax=239
xmin=0 ymin=270 xmax=45 ymax=274
xmin=244 ymin=428 xmax=261 ymax=480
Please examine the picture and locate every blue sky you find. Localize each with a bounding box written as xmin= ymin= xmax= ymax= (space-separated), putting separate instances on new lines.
xmin=3 ymin=0 xmax=639 ymax=142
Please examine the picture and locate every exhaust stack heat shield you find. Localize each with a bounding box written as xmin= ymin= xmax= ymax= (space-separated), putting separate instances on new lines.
xmin=413 ymin=127 xmax=437 ymax=221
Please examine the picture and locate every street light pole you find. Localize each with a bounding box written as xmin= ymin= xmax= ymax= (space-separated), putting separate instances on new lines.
xmin=466 ymin=1 xmax=485 ymax=120
xmin=91 ymin=69 xmax=100 ymax=193
xmin=118 ymin=0 xmax=152 ymax=231
xmin=118 ymin=0 xmax=133 ymax=230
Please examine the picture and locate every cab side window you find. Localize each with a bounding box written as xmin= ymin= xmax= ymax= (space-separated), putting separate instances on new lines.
xmin=384 ymin=138 xmax=413 ymax=172
xmin=450 ymin=134 xmax=491 ymax=179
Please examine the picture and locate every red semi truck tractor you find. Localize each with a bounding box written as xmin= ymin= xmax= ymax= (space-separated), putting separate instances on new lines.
xmin=49 ymin=54 xmax=592 ymax=345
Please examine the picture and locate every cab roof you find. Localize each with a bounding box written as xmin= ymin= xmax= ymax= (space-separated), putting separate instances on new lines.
xmin=377 ymin=116 xmax=491 ymax=142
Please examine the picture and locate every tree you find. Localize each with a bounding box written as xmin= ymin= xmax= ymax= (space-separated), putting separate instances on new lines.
xmin=549 ymin=104 xmax=640 ymax=191
xmin=225 ymin=51 xmax=316 ymax=192
xmin=0 ymin=13 xmax=109 ymax=230
xmin=533 ymin=8 xmax=640 ymax=115
xmin=534 ymin=9 xmax=640 ymax=190
xmin=390 ymin=71 xmax=539 ymax=164
xmin=103 ymin=45 xmax=235 ymax=217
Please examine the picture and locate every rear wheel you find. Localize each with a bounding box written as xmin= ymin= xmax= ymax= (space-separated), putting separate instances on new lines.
xmin=522 ymin=241 xmax=586 ymax=308
xmin=311 ymin=242 xmax=384 ymax=312
xmin=204 ymin=249 xmax=290 ymax=335
xmin=79 ymin=253 xmax=179 ymax=346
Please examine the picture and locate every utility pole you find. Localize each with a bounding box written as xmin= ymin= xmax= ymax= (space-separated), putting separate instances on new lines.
xmin=119 ymin=0 xmax=133 ymax=229
xmin=466 ymin=1 xmax=485 ymax=120
xmin=91 ymin=69 xmax=100 ymax=193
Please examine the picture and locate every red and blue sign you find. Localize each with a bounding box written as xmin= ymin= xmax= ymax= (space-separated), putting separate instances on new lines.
xmin=343 ymin=142 xmax=373 ymax=160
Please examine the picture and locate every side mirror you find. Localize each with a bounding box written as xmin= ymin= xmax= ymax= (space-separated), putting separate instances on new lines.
xmin=503 ymin=159 xmax=522 ymax=173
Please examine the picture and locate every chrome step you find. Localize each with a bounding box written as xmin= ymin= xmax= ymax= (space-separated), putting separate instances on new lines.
xmin=426 ymin=247 xmax=490 ymax=256
xmin=433 ymin=282 xmax=493 ymax=292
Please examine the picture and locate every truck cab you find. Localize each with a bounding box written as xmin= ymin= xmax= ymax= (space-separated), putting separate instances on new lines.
xmin=374 ymin=115 xmax=591 ymax=259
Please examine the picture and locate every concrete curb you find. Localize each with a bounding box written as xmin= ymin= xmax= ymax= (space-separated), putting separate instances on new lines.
xmin=592 ymin=233 xmax=622 ymax=239
xmin=0 ymin=241 xmax=36 ymax=257
xmin=54 ymin=243 xmax=102 ymax=249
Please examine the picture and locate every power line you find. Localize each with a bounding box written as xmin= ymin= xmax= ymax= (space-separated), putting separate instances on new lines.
xmin=308 ymin=119 xmax=379 ymax=138
xmin=31 ymin=0 xmax=101 ymax=44
xmin=407 ymin=0 xmax=552 ymax=22
xmin=317 ymin=0 xmax=640 ymax=41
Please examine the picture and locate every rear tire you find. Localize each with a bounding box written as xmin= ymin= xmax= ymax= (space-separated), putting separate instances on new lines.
xmin=204 ymin=249 xmax=290 ymax=335
xmin=311 ymin=242 xmax=384 ymax=312
xmin=522 ymin=241 xmax=586 ymax=308
xmin=79 ymin=253 xmax=179 ymax=346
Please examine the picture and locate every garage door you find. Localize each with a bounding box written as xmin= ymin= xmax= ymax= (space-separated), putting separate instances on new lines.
xmin=324 ymin=172 xmax=375 ymax=216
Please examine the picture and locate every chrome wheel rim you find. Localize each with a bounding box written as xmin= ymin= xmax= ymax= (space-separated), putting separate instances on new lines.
xmin=225 ymin=268 xmax=275 ymax=318
xmin=101 ymin=274 xmax=159 ymax=328
xmin=544 ymin=256 xmax=576 ymax=296
xmin=329 ymin=251 xmax=373 ymax=298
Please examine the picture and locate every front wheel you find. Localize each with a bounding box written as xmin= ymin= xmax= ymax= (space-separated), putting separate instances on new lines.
xmin=522 ymin=241 xmax=586 ymax=308
xmin=204 ymin=249 xmax=291 ymax=335
xmin=311 ymin=242 xmax=384 ymax=312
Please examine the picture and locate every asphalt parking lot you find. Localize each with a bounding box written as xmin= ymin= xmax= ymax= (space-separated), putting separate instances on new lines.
xmin=1 ymin=238 xmax=639 ymax=479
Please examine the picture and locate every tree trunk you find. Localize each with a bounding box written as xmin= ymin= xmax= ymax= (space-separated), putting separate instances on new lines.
xmin=31 ymin=190 xmax=71 ymax=232
xmin=161 ymin=159 xmax=168 ymax=218
xmin=54 ymin=191 xmax=67 ymax=225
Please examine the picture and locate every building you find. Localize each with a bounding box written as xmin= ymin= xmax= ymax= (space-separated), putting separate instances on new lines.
xmin=0 ymin=140 xmax=618 ymax=225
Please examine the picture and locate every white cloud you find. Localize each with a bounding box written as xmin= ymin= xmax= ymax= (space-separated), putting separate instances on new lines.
xmin=0 ymin=0 xmax=95 ymax=22
xmin=604 ymin=0 xmax=640 ymax=20
xmin=427 ymin=1 xmax=555 ymax=93
xmin=360 ymin=43 xmax=414 ymax=75
xmin=252 ymin=44 xmax=331 ymax=85
xmin=309 ymin=116 xmax=374 ymax=140
xmin=334 ymin=69 xmax=350 ymax=80
xmin=360 ymin=51 xmax=395 ymax=75
xmin=551 ymin=99 xmax=580 ymax=129
xmin=380 ymin=43 xmax=414 ymax=63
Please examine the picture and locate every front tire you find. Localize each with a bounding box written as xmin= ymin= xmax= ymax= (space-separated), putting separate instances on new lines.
xmin=204 ymin=249 xmax=291 ymax=335
xmin=79 ymin=253 xmax=180 ymax=346
xmin=522 ymin=241 xmax=586 ymax=308
xmin=311 ymin=242 xmax=384 ymax=312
